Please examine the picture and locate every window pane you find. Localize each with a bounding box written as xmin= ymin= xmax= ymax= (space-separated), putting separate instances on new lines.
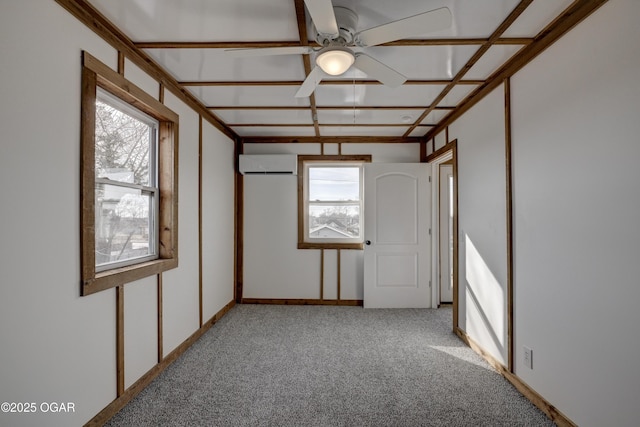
xmin=309 ymin=205 xmax=360 ymax=239
xmin=309 ymin=167 xmax=360 ymax=201
xmin=95 ymin=100 xmax=152 ymax=186
xmin=95 ymin=183 xmax=153 ymax=267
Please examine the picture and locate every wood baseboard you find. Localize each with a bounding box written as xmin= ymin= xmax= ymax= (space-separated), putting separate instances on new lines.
xmin=455 ymin=327 xmax=576 ymax=427
xmin=241 ymin=298 xmax=363 ymax=306
xmin=84 ymin=300 xmax=236 ymax=427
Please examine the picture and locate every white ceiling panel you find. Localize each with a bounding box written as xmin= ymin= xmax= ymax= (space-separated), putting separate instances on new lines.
xmin=144 ymin=49 xmax=306 ymax=81
xmin=465 ymin=45 xmax=524 ymax=80
xmin=439 ymin=84 xmax=478 ymax=107
xmin=88 ymin=0 xmax=300 ymax=42
xmin=319 ymin=126 xmax=407 ymax=137
xmin=307 ymin=0 xmax=522 ymax=41
xmin=232 ymin=126 xmax=316 ymax=137
xmin=214 ymin=109 xmax=313 ymax=125
xmin=188 ymin=86 xmax=311 ymax=107
xmin=502 ymin=0 xmax=575 ymax=37
xmin=317 ymin=109 xmax=424 ymax=125
xmin=315 ymin=84 xmax=446 ymax=107
xmin=420 ymin=110 xmax=451 ymax=125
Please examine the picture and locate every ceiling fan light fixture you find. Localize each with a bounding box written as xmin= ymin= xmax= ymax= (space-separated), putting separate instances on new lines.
xmin=316 ymin=47 xmax=354 ymax=76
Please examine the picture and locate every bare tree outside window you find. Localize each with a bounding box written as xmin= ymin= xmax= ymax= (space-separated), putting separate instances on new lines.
xmin=94 ymin=98 xmax=157 ymax=268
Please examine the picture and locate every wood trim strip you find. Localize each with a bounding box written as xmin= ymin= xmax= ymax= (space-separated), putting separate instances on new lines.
xmin=134 ymin=37 xmax=532 ymax=49
xmin=198 ymin=116 xmax=203 ymax=327
xmin=84 ymin=300 xmax=236 ymax=427
xmin=157 ymin=274 xmax=163 ymax=362
xmin=229 ymin=123 xmax=433 ymax=128
xmin=241 ymin=299 xmax=362 ymax=306
xmin=115 ymin=286 xmax=124 ymax=397
xmin=80 ymin=66 xmax=97 ymax=288
xmin=242 ymin=136 xmax=422 ymax=144
xmin=455 ymin=328 xmax=576 ymax=427
xmin=337 ymin=249 xmax=341 ymax=301
xmin=55 ymin=0 xmax=237 ymax=140
xmin=158 ymin=83 xmax=164 ymax=104
xmin=117 ymin=51 xmax=125 ymax=75
xmin=208 ymin=106 xmax=456 ymax=111
xmin=504 ymin=78 xmax=514 ymax=373
xmin=179 ymin=79 xmax=483 ymax=87
xmin=424 ymin=0 xmax=609 ymax=141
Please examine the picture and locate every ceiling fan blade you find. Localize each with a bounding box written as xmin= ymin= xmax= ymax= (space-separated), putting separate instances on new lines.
xmin=295 ymin=66 xmax=324 ymax=98
xmin=225 ymin=46 xmax=313 ymax=58
xmin=354 ymin=7 xmax=452 ymax=47
xmin=353 ymin=54 xmax=406 ymax=88
xmin=304 ymin=0 xmax=339 ymax=39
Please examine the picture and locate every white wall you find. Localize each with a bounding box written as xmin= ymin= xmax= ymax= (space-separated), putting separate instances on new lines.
xmin=448 ymin=86 xmax=508 ymax=365
xmin=243 ymin=143 xmax=419 ymax=300
xmin=510 ymin=1 xmax=640 ymax=425
xmin=0 ymin=1 xmax=236 ymax=425
xmin=440 ymin=1 xmax=640 ymax=425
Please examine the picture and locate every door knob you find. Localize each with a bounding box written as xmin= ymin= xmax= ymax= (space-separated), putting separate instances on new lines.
xmin=365 ymin=240 xmax=371 ymax=245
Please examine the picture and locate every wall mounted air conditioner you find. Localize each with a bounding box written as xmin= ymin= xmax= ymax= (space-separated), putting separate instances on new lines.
xmin=238 ymin=154 xmax=298 ymax=175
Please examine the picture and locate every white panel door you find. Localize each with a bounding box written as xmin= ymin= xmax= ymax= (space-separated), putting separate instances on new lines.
xmin=439 ymin=165 xmax=454 ymax=303
xmin=364 ymin=163 xmax=431 ymax=308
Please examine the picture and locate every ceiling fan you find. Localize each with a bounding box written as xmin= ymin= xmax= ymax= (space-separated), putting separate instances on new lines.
xmin=226 ymin=0 xmax=452 ymax=98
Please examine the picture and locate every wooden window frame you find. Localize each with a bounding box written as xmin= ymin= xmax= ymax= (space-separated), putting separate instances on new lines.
xmin=297 ymin=155 xmax=371 ymax=250
xmin=81 ymin=51 xmax=179 ymax=296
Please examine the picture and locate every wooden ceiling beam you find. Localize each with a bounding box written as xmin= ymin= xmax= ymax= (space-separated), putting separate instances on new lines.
xmin=227 ymin=123 xmax=433 ymax=127
xmin=180 ymin=79 xmax=484 ymax=86
xmin=242 ymin=136 xmax=423 ymax=144
xmin=134 ymin=38 xmax=533 ymax=49
xmin=293 ymin=0 xmax=320 ymax=136
xmin=207 ymin=106 xmax=456 ymax=111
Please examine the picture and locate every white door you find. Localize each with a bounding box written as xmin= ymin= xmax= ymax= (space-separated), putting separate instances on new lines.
xmin=439 ymin=165 xmax=454 ymax=303
xmin=363 ymin=163 xmax=431 ymax=308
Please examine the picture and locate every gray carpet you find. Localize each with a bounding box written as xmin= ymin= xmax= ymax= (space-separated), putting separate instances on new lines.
xmin=106 ymin=305 xmax=554 ymax=426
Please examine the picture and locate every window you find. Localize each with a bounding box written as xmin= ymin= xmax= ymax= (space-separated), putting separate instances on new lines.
xmin=95 ymin=90 xmax=158 ymax=271
xmin=81 ymin=52 xmax=178 ymax=295
xmin=298 ymin=155 xmax=371 ymax=249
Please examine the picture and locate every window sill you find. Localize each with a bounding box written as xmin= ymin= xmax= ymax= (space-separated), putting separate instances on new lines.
xmin=298 ymin=242 xmax=364 ymax=250
xmin=82 ymin=258 xmax=178 ymax=296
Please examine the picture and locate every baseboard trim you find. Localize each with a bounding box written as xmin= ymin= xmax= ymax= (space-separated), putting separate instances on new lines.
xmin=84 ymin=300 xmax=236 ymax=427
xmin=242 ymin=298 xmax=363 ymax=306
xmin=455 ymin=327 xmax=576 ymax=427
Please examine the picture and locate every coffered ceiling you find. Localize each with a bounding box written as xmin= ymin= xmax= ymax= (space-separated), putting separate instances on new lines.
xmin=76 ymin=0 xmax=597 ymax=143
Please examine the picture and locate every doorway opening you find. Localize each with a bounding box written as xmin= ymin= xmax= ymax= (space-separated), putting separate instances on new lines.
xmin=429 ymin=143 xmax=458 ymax=330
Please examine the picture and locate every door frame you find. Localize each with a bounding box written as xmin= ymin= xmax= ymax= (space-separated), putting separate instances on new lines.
xmin=428 ymin=141 xmax=458 ymax=332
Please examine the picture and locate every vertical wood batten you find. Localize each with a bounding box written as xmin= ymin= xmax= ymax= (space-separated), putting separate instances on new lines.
xmin=337 ymin=249 xmax=341 ymax=300
xmin=504 ymin=78 xmax=514 ymax=372
xmin=320 ymin=250 xmax=324 ymax=300
xmin=198 ymin=115 xmax=203 ymax=327
xmin=157 ymin=274 xmax=163 ymax=362
xmin=116 ymin=286 xmax=124 ymax=396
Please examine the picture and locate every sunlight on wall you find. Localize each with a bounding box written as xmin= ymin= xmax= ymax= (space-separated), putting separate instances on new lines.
xmin=465 ymin=234 xmax=505 ymax=353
